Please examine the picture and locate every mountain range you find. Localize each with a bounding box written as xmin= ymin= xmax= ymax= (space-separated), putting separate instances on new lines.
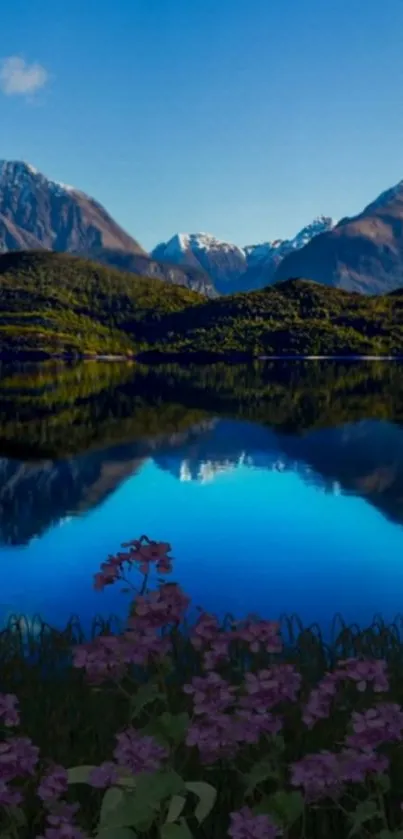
xmin=151 ymin=219 xmax=336 ymax=294
xmin=0 ymin=161 xmax=215 ymax=297
xmin=2 ymin=159 xmax=403 ymax=296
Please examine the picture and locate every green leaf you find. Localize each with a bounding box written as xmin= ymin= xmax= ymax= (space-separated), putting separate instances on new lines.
xmin=159 ymin=712 xmax=190 ymax=745
xmin=185 ymin=781 xmax=217 ymax=824
xmin=5 ymin=806 xmax=26 ymax=826
xmin=130 ymin=681 xmax=163 ymax=720
xmin=135 ymin=769 xmax=185 ymax=806
xmin=165 ymin=795 xmax=187 ymax=823
xmin=348 ymin=800 xmax=378 ymax=837
xmin=244 ymin=758 xmax=281 ymax=795
xmin=376 ymin=774 xmax=391 ymax=794
xmin=160 ymin=819 xmax=193 ymax=839
xmin=98 ymin=790 xmax=155 ymax=831
xmin=99 ymin=787 xmax=125 ymax=828
xmin=67 ymin=764 xmax=97 ymax=784
xmin=116 ymin=774 xmax=138 ymax=789
xmin=378 ymin=832 xmax=403 ymax=839
xmin=264 ymin=790 xmax=304 ymax=828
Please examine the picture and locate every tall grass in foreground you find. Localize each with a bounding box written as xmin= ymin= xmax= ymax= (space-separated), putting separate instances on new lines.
xmin=2 ymin=540 xmax=403 ymax=837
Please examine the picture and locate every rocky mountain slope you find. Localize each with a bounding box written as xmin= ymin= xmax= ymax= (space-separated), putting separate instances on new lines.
xmin=0 ymin=161 xmax=215 ymax=296
xmin=274 ymin=179 xmax=403 ymax=294
xmin=152 ymin=218 xmax=336 ymax=294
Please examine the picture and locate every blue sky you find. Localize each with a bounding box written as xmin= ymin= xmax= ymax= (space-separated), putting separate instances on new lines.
xmin=1 ymin=0 xmax=403 ymax=251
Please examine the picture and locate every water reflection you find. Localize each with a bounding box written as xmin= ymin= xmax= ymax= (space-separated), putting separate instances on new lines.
xmin=0 ymin=359 xmax=402 ymax=634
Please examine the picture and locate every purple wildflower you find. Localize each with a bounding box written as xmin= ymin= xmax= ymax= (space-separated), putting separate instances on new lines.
xmin=113 ymin=727 xmax=168 ymax=774
xmin=37 ymin=764 xmax=68 ymax=804
xmin=290 ymin=750 xmax=343 ymax=800
xmin=186 ymin=714 xmax=239 ymax=764
xmin=0 ymin=693 xmax=20 ymax=727
xmin=239 ymin=665 xmax=302 ymax=716
xmin=129 ymin=583 xmax=190 ymax=631
xmin=336 ymin=657 xmax=389 ymax=693
xmin=236 ymin=617 xmax=283 ymax=654
xmin=228 ymin=806 xmax=282 ymax=839
xmin=36 ymin=802 xmax=89 ymax=839
xmin=291 ymin=746 xmax=389 ymax=801
xmin=88 ymin=762 xmax=119 ymax=789
xmin=234 ymin=708 xmax=283 ymax=744
xmin=183 ymin=672 xmax=236 ymax=715
xmin=0 ymin=736 xmax=39 ymax=778
xmin=345 ymin=703 xmax=403 ymax=750
xmin=338 ymin=748 xmax=389 ymax=783
xmin=190 ymin=612 xmax=221 ymax=650
xmin=302 ymin=672 xmax=339 ymax=728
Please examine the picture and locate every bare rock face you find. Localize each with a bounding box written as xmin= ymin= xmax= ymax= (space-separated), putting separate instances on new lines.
xmin=274 ymin=181 xmax=403 ymax=294
xmin=0 ymin=161 xmax=145 ymax=254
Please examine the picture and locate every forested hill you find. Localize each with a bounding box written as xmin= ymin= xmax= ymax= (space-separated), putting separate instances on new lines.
xmin=0 ymin=250 xmax=400 ymax=357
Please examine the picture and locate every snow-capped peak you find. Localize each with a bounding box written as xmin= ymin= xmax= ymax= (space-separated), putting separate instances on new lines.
xmin=152 ymin=217 xmax=337 ymax=293
xmin=0 ymin=160 xmax=78 ymax=197
xmin=162 ymin=232 xmax=246 ymax=258
xmin=154 ymin=217 xmax=336 ymax=268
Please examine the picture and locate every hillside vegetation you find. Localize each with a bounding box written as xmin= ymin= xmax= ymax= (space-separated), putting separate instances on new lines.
xmin=0 ymin=250 xmax=400 ymax=357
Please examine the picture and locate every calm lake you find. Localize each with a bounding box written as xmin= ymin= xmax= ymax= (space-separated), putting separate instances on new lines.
xmin=0 ymin=358 xmax=403 ymax=640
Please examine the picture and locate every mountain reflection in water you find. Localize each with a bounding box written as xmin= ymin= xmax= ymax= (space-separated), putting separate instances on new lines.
xmin=0 ymin=358 xmax=402 ymax=637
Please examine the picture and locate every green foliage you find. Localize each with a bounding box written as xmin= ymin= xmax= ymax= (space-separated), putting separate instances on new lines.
xmin=0 ymin=251 xmax=402 ymax=357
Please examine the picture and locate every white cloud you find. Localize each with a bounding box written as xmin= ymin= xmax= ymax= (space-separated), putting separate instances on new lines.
xmin=0 ymin=56 xmax=49 ymax=97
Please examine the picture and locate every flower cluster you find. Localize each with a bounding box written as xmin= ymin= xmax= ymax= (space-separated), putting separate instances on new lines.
xmin=183 ymin=672 xmax=237 ymax=715
xmin=190 ymin=612 xmax=283 ymax=671
xmin=113 ymin=727 xmax=168 ymax=775
xmin=346 ymin=702 xmax=403 ymax=750
xmin=183 ymin=664 xmax=301 ymax=762
xmin=235 ymin=616 xmax=283 ymax=654
xmin=0 ymin=692 xmax=39 ymax=807
xmin=290 ymin=747 xmax=388 ymax=800
xmin=240 ymin=665 xmax=302 ymax=713
xmin=303 ymin=657 xmax=389 ymax=728
xmin=5 ymin=534 xmax=403 ymax=839
xmin=129 ymin=583 xmax=190 ymax=631
xmin=36 ymin=801 xmax=88 ymax=839
xmin=229 ymin=806 xmax=282 ymax=839
xmin=93 ymin=537 xmax=173 ymax=591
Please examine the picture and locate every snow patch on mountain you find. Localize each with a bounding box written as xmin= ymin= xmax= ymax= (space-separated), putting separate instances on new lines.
xmin=0 ymin=160 xmax=79 ymax=198
xmin=152 ymin=216 xmax=337 ymax=293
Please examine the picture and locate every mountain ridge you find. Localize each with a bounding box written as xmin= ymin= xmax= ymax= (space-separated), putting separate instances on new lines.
xmin=151 ymin=217 xmax=336 ymax=294
xmin=274 ymin=179 xmax=403 ymax=293
xmin=0 ymin=161 xmax=216 ymax=297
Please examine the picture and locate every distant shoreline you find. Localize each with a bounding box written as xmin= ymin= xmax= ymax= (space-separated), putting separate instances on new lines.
xmin=0 ymin=351 xmax=402 ymax=364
